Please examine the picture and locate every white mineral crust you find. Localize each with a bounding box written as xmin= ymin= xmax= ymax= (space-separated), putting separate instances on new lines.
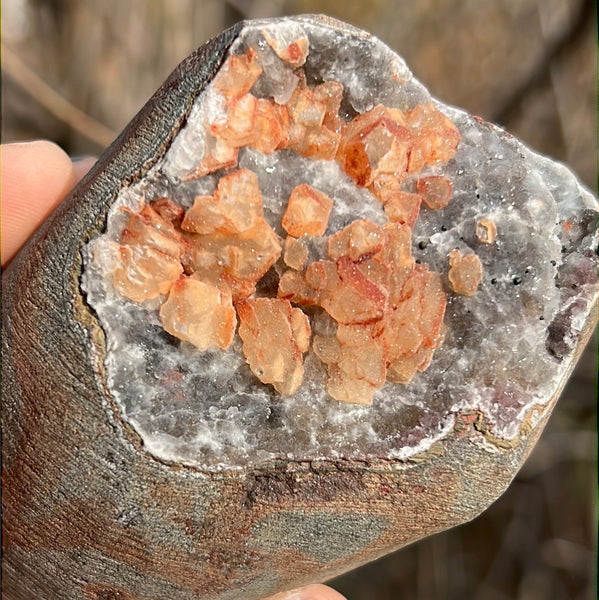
xmin=82 ymin=17 xmax=598 ymax=470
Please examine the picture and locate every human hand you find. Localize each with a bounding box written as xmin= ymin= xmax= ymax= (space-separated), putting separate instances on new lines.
xmin=263 ymin=584 xmax=347 ymax=600
xmin=0 ymin=139 xmax=348 ymax=600
xmin=0 ymin=140 xmax=94 ymax=267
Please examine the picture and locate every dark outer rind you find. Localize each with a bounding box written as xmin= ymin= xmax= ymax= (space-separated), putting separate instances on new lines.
xmin=1 ymin=16 xmax=595 ymax=600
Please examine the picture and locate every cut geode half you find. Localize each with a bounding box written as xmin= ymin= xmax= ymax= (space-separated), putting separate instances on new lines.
xmin=3 ymin=15 xmax=597 ymax=600
xmin=80 ymin=16 xmax=598 ymax=471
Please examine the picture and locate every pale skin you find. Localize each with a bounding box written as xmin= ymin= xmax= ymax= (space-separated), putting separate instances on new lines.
xmin=0 ymin=141 xmax=348 ymax=600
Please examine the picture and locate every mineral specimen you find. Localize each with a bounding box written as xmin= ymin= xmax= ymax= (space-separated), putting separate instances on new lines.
xmin=382 ymin=191 xmax=422 ymax=228
xmin=159 ymin=277 xmax=237 ymax=352
xmin=238 ymin=298 xmax=311 ymax=395
xmin=448 ymin=249 xmax=484 ymax=296
xmin=417 ymin=175 xmax=453 ymax=210
xmin=475 ymin=218 xmax=498 ymax=244
xmin=282 ymin=184 xmax=333 ymax=237
xmin=96 ymin=27 xmax=462 ymax=409
xmin=82 ymin=17 xmax=598 ymax=472
xmin=283 ymin=236 xmax=308 ymax=270
xmin=5 ymin=16 xmax=597 ymax=600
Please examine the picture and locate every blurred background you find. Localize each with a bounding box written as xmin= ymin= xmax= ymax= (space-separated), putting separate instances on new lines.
xmin=2 ymin=1 xmax=596 ymax=598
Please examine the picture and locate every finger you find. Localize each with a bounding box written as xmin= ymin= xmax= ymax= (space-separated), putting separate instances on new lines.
xmin=73 ymin=156 xmax=97 ymax=182
xmin=263 ymin=584 xmax=347 ymax=600
xmin=1 ymin=140 xmax=76 ymax=267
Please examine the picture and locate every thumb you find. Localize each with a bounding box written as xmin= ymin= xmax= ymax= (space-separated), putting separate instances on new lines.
xmin=264 ymin=584 xmax=347 ymax=600
xmin=1 ymin=140 xmax=76 ymax=267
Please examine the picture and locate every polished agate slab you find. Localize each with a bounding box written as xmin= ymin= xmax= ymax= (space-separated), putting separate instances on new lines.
xmin=82 ymin=16 xmax=598 ymax=471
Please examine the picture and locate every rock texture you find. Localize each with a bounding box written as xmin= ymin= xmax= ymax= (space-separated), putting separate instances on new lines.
xmin=2 ymin=15 xmax=597 ymax=600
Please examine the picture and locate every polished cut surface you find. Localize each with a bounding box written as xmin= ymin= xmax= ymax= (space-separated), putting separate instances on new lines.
xmin=82 ymin=17 xmax=598 ymax=471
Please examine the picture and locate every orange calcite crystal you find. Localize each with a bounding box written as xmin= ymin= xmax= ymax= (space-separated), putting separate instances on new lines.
xmin=191 ymin=268 xmax=258 ymax=306
xmin=275 ymin=217 xmax=446 ymax=403
xmin=321 ymin=257 xmax=388 ymax=325
xmin=337 ymin=104 xmax=412 ymax=187
xmin=476 ymin=218 xmax=498 ymax=244
xmin=183 ymin=134 xmax=239 ymax=180
xmin=336 ymin=325 xmax=387 ymax=387
xmin=377 ymin=223 xmax=415 ymax=303
xmin=211 ymin=95 xmax=289 ymax=156
xmin=287 ymin=83 xmax=326 ymax=128
xmin=405 ymin=102 xmax=461 ymax=171
xmin=283 ymin=237 xmax=309 ymax=270
xmin=311 ymin=263 xmax=446 ymax=401
xmin=237 ymin=298 xmax=311 ymax=395
xmin=290 ymin=125 xmax=342 ymax=161
xmin=262 ymin=26 xmax=309 ymax=67
xmin=282 ymin=184 xmax=333 ymax=237
xmin=159 ymin=276 xmax=236 ymax=351
xmin=180 ymin=196 xmax=217 ymax=234
xmin=178 ymin=168 xmax=282 ymax=302
xmin=182 ymin=169 xmax=263 ymax=235
xmin=304 ymin=260 xmax=340 ymax=292
xmin=211 ymin=93 xmax=260 ymax=148
xmin=313 ymin=325 xmax=386 ymax=405
xmin=313 ymin=81 xmax=344 ymax=132
xmin=185 ymin=220 xmax=281 ymax=300
xmin=382 ymin=267 xmax=446 ymax=361
xmin=107 ymin=37 xmax=467 ymax=405
xmin=111 ymin=244 xmax=183 ymax=303
xmin=252 ymin=99 xmax=290 ymax=154
xmin=448 ymin=249 xmax=483 ymax=296
xmin=110 ymin=202 xmax=187 ymax=302
xmin=382 ymin=191 xmax=422 ymax=228
xmin=277 ymin=269 xmax=320 ymax=305
xmin=413 ymin=268 xmax=447 ymax=347
xmin=213 ymin=48 xmax=262 ymax=99
xmin=387 ymin=347 xmax=435 ymax=384
xmin=149 ymin=198 xmax=185 ymax=227
xmin=327 ymin=219 xmax=384 ymax=261
xmin=285 ymin=77 xmax=343 ymax=160
xmin=417 ymin=175 xmax=453 ymax=210
xmin=369 ymin=173 xmax=402 ymax=201
xmin=357 ymin=257 xmax=391 ymax=291
xmin=121 ymin=204 xmax=186 ymax=261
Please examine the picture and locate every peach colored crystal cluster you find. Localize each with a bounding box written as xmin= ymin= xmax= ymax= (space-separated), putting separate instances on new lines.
xmin=107 ymin=33 xmax=472 ymax=404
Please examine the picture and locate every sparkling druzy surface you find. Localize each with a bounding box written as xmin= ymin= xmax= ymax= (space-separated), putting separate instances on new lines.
xmin=82 ymin=17 xmax=598 ymax=470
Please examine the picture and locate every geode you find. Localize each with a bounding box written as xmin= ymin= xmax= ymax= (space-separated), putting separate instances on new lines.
xmin=2 ymin=15 xmax=597 ymax=600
